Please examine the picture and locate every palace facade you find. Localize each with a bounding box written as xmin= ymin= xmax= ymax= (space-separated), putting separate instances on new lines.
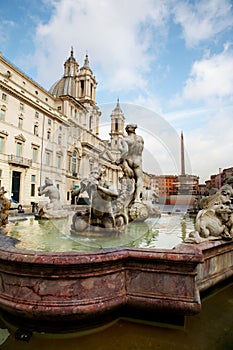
xmin=0 ymin=49 xmax=124 ymax=206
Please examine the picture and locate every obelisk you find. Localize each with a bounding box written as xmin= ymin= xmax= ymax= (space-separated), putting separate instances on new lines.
xmin=181 ymin=131 xmax=185 ymax=176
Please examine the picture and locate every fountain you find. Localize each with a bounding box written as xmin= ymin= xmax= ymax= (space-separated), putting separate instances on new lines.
xmin=0 ymin=123 xmax=232 ymax=337
xmin=70 ymin=124 xmax=150 ymax=236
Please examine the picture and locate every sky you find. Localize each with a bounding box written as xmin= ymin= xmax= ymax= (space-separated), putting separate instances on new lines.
xmin=1 ymin=0 xmax=233 ymax=183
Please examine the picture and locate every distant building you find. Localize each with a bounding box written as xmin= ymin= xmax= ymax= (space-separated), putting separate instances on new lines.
xmin=205 ymin=167 xmax=233 ymax=191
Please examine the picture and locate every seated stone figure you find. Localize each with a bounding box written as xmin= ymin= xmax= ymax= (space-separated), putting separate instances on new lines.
xmin=37 ymin=177 xmax=67 ymax=219
xmin=38 ymin=177 xmax=61 ymax=210
xmin=71 ymin=167 xmax=118 ymax=233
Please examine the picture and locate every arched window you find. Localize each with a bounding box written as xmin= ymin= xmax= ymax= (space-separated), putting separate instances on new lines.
xmin=80 ymin=80 xmax=85 ymax=96
xmin=115 ymin=118 xmax=118 ymax=131
xmin=90 ymin=83 xmax=93 ymax=99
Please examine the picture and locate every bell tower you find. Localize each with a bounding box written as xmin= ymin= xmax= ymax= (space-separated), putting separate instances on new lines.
xmin=109 ymin=99 xmax=125 ymax=150
xmin=77 ymin=54 xmax=97 ymax=104
xmin=64 ymin=47 xmax=79 ymax=78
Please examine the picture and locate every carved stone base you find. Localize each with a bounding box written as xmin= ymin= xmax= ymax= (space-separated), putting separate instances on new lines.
xmin=128 ymin=202 xmax=149 ymax=222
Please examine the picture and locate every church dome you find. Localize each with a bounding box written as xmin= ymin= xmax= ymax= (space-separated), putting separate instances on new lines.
xmin=49 ymin=48 xmax=78 ymax=98
xmin=49 ymin=76 xmax=76 ymax=98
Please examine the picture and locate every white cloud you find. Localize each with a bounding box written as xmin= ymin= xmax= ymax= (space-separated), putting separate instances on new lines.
xmin=173 ymin=0 xmax=233 ymax=47
xmin=173 ymin=45 xmax=233 ymax=105
xmin=32 ymin=0 xmax=170 ymax=91
xmin=183 ymin=107 xmax=233 ymax=182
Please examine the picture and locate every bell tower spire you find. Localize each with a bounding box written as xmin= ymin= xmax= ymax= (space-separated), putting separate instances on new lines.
xmin=110 ymin=99 xmax=125 ymax=150
xmin=64 ymin=47 xmax=79 ymax=77
xmin=77 ymin=53 xmax=97 ymax=104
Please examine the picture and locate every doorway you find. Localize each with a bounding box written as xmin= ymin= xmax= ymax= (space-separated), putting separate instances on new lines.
xmin=11 ymin=171 xmax=21 ymax=202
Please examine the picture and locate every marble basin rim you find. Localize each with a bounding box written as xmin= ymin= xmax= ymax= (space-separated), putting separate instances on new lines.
xmin=0 ymin=233 xmax=232 ymax=333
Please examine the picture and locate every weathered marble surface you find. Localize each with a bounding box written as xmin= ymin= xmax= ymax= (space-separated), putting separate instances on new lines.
xmin=71 ymin=125 xmax=157 ymax=236
xmin=37 ymin=177 xmax=68 ymax=219
xmin=0 ymin=233 xmax=232 ymax=333
xmin=0 ymin=187 xmax=11 ymax=234
xmin=186 ymin=185 xmax=233 ymax=243
xmin=0 ymin=234 xmax=203 ymax=332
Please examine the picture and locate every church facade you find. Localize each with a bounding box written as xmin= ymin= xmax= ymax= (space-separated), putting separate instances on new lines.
xmin=0 ymin=49 xmax=125 ymax=206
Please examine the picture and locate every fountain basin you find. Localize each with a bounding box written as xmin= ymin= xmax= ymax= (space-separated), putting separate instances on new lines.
xmin=0 ymin=232 xmax=232 ymax=333
xmin=0 ymin=233 xmax=202 ymax=332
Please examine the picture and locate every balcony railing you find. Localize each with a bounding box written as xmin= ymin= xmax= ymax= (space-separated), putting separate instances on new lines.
xmin=8 ymin=154 xmax=32 ymax=168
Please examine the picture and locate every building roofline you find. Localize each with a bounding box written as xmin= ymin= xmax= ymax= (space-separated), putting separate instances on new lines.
xmin=0 ymin=52 xmax=54 ymax=99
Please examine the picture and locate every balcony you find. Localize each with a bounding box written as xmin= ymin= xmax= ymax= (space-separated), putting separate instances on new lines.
xmin=8 ymin=155 xmax=32 ymax=168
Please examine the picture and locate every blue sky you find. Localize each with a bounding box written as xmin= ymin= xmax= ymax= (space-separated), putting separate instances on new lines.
xmin=1 ymin=0 xmax=233 ymax=183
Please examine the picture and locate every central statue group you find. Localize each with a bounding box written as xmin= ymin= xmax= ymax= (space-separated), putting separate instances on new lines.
xmin=71 ymin=124 xmax=151 ymax=235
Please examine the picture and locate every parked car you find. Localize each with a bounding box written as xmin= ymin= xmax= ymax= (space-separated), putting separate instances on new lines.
xmin=10 ymin=199 xmax=23 ymax=211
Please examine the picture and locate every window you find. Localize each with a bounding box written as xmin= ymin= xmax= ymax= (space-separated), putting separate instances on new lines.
xmin=57 ymin=155 xmax=61 ymax=169
xmin=16 ymin=142 xmax=22 ymax=158
xmin=34 ymin=124 xmax=39 ymax=136
xmin=89 ymin=116 xmax=93 ymax=131
xmin=68 ymin=154 xmax=72 ymax=173
xmin=32 ymin=148 xmax=38 ymax=162
xmin=35 ymin=111 xmax=39 ymax=118
xmin=48 ymin=118 xmax=51 ymax=125
xmin=90 ymin=83 xmax=93 ymax=98
xmin=47 ymin=130 xmax=51 ymax=140
xmin=19 ymin=102 xmax=24 ymax=111
xmin=1 ymin=93 xmax=7 ymax=101
xmin=115 ymin=119 xmax=118 ymax=131
xmin=31 ymin=184 xmax=35 ymax=196
xmin=18 ymin=116 xmax=23 ymax=129
xmin=0 ymin=108 xmax=5 ymax=120
xmin=0 ymin=137 xmax=4 ymax=153
xmin=73 ymin=127 xmax=77 ymax=138
xmin=80 ymin=80 xmax=84 ymax=96
xmin=31 ymin=174 xmax=36 ymax=197
xmin=58 ymin=134 xmax=62 ymax=145
xmin=77 ymin=128 xmax=81 ymax=140
xmin=72 ymin=151 xmax=77 ymax=176
xmin=45 ymin=151 xmax=51 ymax=166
